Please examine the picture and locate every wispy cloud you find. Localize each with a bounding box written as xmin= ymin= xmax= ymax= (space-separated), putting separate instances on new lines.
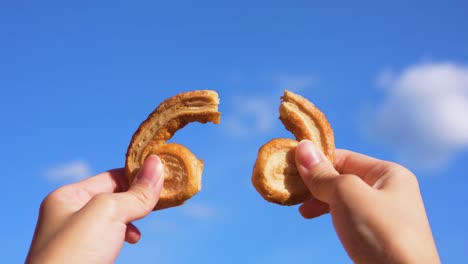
xmin=44 ymin=160 xmax=92 ymax=183
xmin=275 ymin=74 xmax=316 ymax=92
xmin=223 ymin=96 xmax=278 ymax=138
xmin=143 ymin=203 xmax=217 ymax=235
xmin=364 ymin=62 xmax=468 ymax=170
xmin=144 ymin=219 xmax=178 ymax=233
xmin=223 ymin=72 xmax=317 ymax=138
xmin=182 ymin=202 xmax=216 ymax=220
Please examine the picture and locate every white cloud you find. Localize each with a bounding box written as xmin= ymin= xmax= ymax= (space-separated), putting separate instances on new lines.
xmin=365 ymin=62 xmax=468 ymax=170
xmin=44 ymin=160 xmax=92 ymax=183
xmin=143 ymin=203 xmax=217 ymax=234
xmin=223 ymin=73 xmax=317 ymax=138
xmin=144 ymin=219 xmax=178 ymax=233
xmin=182 ymin=202 xmax=216 ymax=220
xmin=223 ymin=96 xmax=278 ymax=138
xmin=275 ymin=74 xmax=316 ymax=92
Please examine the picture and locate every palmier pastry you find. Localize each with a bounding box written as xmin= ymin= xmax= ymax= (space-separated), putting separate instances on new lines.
xmin=125 ymin=90 xmax=221 ymax=210
xmin=252 ymin=90 xmax=335 ymax=205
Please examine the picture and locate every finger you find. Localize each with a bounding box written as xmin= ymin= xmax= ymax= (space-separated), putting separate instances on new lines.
xmin=295 ymin=140 xmax=340 ymax=203
xmin=334 ymin=149 xmax=384 ymax=175
xmin=299 ymin=198 xmax=330 ymax=219
xmin=125 ymin=223 xmax=141 ymax=244
xmin=114 ymin=155 xmax=164 ymax=223
xmin=334 ymin=149 xmax=397 ymax=187
xmin=71 ymin=168 xmax=129 ymax=199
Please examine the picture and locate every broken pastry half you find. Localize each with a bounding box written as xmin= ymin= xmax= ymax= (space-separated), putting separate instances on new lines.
xmin=252 ymin=90 xmax=335 ymax=205
xmin=125 ymin=90 xmax=221 ymax=210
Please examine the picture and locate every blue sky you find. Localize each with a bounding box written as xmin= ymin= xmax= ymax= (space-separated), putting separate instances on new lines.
xmin=1 ymin=1 xmax=468 ymax=263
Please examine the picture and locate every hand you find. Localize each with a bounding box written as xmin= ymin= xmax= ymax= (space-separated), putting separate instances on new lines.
xmin=295 ymin=140 xmax=440 ymax=264
xmin=26 ymin=155 xmax=164 ymax=264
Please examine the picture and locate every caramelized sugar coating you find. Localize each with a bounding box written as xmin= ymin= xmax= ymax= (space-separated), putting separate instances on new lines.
xmin=125 ymin=90 xmax=220 ymax=209
xmin=252 ymin=90 xmax=335 ymax=205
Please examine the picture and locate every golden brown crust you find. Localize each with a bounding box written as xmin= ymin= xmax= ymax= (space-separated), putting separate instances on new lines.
xmin=279 ymin=90 xmax=335 ymax=163
xmin=141 ymin=143 xmax=204 ymax=210
xmin=252 ymin=138 xmax=311 ymax=205
xmin=125 ymin=90 xmax=220 ymax=210
xmin=252 ymin=90 xmax=335 ymax=206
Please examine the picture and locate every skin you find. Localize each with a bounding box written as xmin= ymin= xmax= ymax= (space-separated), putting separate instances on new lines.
xmin=27 ymin=142 xmax=440 ymax=263
xmin=26 ymin=155 xmax=164 ymax=264
xmin=295 ymin=140 xmax=440 ymax=264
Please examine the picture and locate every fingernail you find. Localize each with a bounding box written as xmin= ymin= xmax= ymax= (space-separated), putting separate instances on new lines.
xmin=134 ymin=155 xmax=163 ymax=186
xmin=296 ymin=140 xmax=322 ymax=170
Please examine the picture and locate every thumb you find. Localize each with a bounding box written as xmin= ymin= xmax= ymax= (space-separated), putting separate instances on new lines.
xmin=116 ymin=155 xmax=164 ymax=223
xmin=295 ymin=140 xmax=339 ymax=203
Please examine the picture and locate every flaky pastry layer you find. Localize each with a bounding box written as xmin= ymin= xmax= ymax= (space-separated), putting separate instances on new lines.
xmin=252 ymin=90 xmax=335 ymax=205
xmin=125 ymin=90 xmax=220 ymax=209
